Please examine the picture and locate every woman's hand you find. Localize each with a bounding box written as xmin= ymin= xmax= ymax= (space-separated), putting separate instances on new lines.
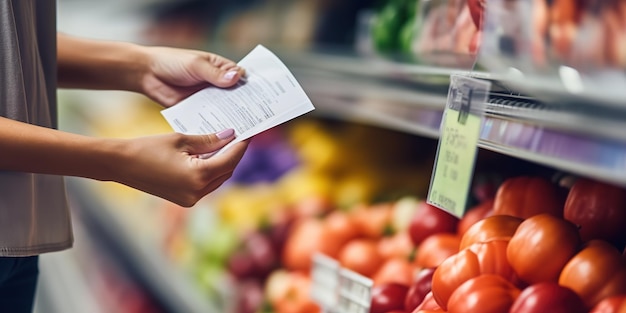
xmin=57 ymin=34 xmax=245 ymax=106
xmin=140 ymin=46 xmax=246 ymax=107
xmin=114 ymin=129 xmax=249 ymax=207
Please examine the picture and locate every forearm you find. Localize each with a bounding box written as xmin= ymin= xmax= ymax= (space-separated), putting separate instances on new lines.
xmin=0 ymin=116 xmax=125 ymax=181
xmin=57 ymin=33 xmax=148 ymax=92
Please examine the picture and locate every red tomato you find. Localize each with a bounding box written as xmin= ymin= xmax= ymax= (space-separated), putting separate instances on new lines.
xmin=564 ymin=178 xmax=626 ymax=248
xmin=270 ymin=271 xmax=321 ymax=313
xmin=282 ymin=218 xmax=343 ymax=271
xmin=507 ymin=214 xmax=581 ymax=284
xmin=590 ymin=295 xmax=626 ymax=313
xmin=324 ymin=210 xmax=362 ymax=247
xmin=447 ymin=274 xmax=520 ymax=313
xmin=405 ymin=268 xmax=436 ymax=312
xmin=373 ymin=258 xmax=415 ymax=287
xmin=467 ymin=240 xmax=519 ymax=285
xmin=431 ymin=249 xmax=481 ymax=310
xmin=415 ymin=233 xmax=460 ymax=269
xmin=408 ymin=202 xmax=459 ymax=246
xmin=459 ymin=215 xmax=523 ymax=250
xmin=559 ymin=240 xmax=626 ymax=309
xmin=432 ymin=240 xmax=518 ymax=310
xmin=457 ymin=199 xmax=494 ymax=237
xmin=370 ymin=283 xmax=410 ymax=313
xmin=510 ymin=282 xmax=586 ymax=313
xmin=338 ymin=239 xmax=384 ymax=277
xmin=378 ymin=232 xmax=415 ymax=261
xmin=352 ymin=203 xmax=393 ymax=239
xmin=493 ymin=176 xmax=565 ymax=219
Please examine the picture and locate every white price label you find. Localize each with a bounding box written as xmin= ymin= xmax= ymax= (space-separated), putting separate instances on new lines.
xmin=310 ymin=253 xmax=341 ymax=310
xmin=336 ymin=268 xmax=373 ymax=313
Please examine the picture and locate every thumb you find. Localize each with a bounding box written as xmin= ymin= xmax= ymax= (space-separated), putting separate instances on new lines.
xmin=194 ymin=59 xmax=245 ymax=88
xmin=183 ymin=128 xmax=236 ymax=155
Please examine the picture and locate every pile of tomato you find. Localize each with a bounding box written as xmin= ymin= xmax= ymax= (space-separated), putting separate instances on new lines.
xmin=269 ymin=175 xmax=626 ymax=313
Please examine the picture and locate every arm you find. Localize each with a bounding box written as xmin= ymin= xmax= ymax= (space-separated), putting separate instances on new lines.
xmin=0 ymin=116 xmax=248 ymax=207
xmin=57 ymin=33 xmax=245 ymax=107
xmin=40 ymin=33 xmax=251 ymax=206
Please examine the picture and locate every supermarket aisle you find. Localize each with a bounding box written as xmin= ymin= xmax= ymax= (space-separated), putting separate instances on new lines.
xmin=33 ymin=251 xmax=103 ymax=313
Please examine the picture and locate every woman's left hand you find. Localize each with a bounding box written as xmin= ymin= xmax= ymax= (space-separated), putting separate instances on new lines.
xmin=140 ymin=47 xmax=246 ymax=107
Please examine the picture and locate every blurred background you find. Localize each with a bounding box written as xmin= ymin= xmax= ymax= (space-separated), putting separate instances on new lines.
xmin=36 ymin=0 xmax=626 ymax=312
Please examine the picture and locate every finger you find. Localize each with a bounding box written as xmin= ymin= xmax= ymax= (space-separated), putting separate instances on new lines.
xmin=193 ymin=54 xmax=246 ymax=88
xmin=199 ymin=140 xmax=249 ymax=177
xmin=182 ymin=129 xmax=236 ymax=155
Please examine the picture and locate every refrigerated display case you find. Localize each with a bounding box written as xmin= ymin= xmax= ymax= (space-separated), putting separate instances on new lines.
xmin=42 ymin=0 xmax=626 ymax=312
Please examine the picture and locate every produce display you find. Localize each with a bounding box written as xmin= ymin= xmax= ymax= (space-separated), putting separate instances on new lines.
xmin=57 ymin=2 xmax=625 ymax=312
xmin=477 ymin=0 xmax=626 ymax=71
xmin=157 ymin=115 xmax=626 ymax=313
xmin=161 ymin=118 xmax=438 ymax=312
xmin=370 ymin=0 xmax=481 ymax=67
xmin=371 ymin=0 xmax=626 ymax=70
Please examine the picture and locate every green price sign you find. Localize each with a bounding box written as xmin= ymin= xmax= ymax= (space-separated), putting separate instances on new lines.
xmin=428 ymin=75 xmax=491 ymax=217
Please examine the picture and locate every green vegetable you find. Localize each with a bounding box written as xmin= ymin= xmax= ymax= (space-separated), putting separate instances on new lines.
xmin=371 ymin=0 xmax=419 ymax=54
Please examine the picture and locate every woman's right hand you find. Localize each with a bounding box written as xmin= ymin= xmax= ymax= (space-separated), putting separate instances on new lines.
xmin=110 ymin=129 xmax=249 ymax=207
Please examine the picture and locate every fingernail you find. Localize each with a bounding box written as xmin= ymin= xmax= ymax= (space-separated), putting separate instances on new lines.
xmin=216 ymin=128 xmax=235 ymax=139
xmin=223 ymin=70 xmax=238 ymax=81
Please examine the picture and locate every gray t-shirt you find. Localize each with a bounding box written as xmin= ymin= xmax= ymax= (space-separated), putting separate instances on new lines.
xmin=0 ymin=0 xmax=73 ymax=256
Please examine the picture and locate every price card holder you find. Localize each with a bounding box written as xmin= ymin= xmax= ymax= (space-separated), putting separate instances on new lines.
xmin=336 ymin=268 xmax=373 ymax=313
xmin=310 ymin=253 xmax=341 ymax=312
xmin=427 ymin=74 xmax=491 ymax=217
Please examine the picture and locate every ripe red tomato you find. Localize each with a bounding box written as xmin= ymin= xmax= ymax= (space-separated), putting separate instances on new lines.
xmin=432 ymin=240 xmax=518 ymax=310
xmin=431 ymin=249 xmax=481 ymax=310
xmin=324 ymin=210 xmax=362 ymax=247
xmin=378 ymin=232 xmax=415 ymax=261
xmin=352 ymin=203 xmax=393 ymax=239
xmin=269 ymin=271 xmax=321 ymax=313
xmin=373 ymin=257 xmax=415 ymax=287
xmin=564 ymin=178 xmax=626 ymax=248
xmin=370 ymin=283 xmax=410 ymax=313
xmin=507 ymin=214 xmax=581 ymax=284
xmin=467 ymin=240 xmax=519 ymax=285
xmin=447 ymin=274 xmax=521 ymax=313
xmin=457 ymin=199 xmax=494 ymax=237
xmin=493 ymin=176 xmax=565 ymax=219
xmin=282 ymin=218 xmax=343 ymax=271
xmin=510 ymin=282 xmax=586 ymax=313
xmin=459 ymin=215 xmax=523 ymax=250
xmin=589 ymin=295 xmax=626 ymax=313
xmin=408 ymin=202 xmax=459 ymax=246
xmin=414 ymin=233 xmax=460 ymax=269
xmin=405 ymin=268 xmax=436 ymax=312
xmin=338 ymin=239 xmax=384 ymax=277
xmin=559 ymin=240 xmax=626 ymax=309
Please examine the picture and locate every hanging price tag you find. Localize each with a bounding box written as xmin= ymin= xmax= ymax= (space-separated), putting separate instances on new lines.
xmin=428 ymin=75 xmax=491 ymax=217
xmin=310 ymin=253 xmax=341 ymax=311
xmin=336 ymin=268 xmax=373 ymax=313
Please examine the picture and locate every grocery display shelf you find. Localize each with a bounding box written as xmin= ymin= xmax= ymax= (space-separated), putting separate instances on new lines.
xmin=285 ymin=51 xmax=626 ymax=187
xmin=55 ymin=47 xmax=626 ymax=313
xmin=65 ymin=178 xmax=221 ymax=313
